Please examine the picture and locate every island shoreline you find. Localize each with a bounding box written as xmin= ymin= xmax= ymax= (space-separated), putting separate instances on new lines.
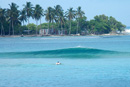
xmin=0 ymin=33 xmax=128 ymax=38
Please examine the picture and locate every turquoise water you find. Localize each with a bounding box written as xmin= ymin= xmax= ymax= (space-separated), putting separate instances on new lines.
xmin=0 ymin=35 xmax=130 ymax=87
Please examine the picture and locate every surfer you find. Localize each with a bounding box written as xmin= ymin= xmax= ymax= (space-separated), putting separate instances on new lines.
xmin=56 ymin=61 xmax=61 ymax=65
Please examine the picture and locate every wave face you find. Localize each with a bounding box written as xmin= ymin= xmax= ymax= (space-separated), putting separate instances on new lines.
xmin=0 ymin=47 xmax=129 ymax=58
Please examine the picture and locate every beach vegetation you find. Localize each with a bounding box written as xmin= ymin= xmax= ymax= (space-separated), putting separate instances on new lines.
xmin=0 ymin=2 xmax=126 ymax=36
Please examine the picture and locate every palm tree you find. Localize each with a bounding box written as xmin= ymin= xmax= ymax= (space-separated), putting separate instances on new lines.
xmin=45 ymin=7 xmax=53 ymax=34
xmin=6 ymin=9 xmax=11 ymax=35
xmin=54 ymin=5 xmax=62 ymax=15
xmin=0 ymin=8 xmax=6 ymax=36
xmin=54 ymin=5 xmax=63 ymax=23
xmin=76 ymin=6 xmax=85 ymax=34
xmin=66 ymin=8 xmax=75 ymax=35
xmin=39 ymin=6 xmax=44 ymax=30
xmin=23 ymin=2 xmax=33 ymax=34
xmin=54 ymin=5 xmax=65 ymax=34
xmin=19 ymin=9 xmax=27 ymax=34
xmin=50 ymin=6 xmax=64 ymax=34
xmin=8 ymin=3 xmax=19 ymax=35
xmin=50 ymin=8 xmax=56 ymax=31
xmin=58 ymin=11 xmax=66 ymax=35
xmin=19 ymin=9 xmax=27 ymax=26
xmin=33 ymin=4 xmax=43 ymax=35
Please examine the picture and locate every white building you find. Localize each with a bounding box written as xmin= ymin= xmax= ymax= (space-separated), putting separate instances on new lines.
xmin=39 ymin=29 xmax=49 ymax=35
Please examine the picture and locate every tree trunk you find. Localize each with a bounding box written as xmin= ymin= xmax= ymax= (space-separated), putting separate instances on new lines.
xmin=9 ymin=22 xmax=11 ymax=35
xmin=69 ymin=20 xmax=71 ymax=35
xmin=12 ymin=21 xmax=14 ymax=35
xmin=61 ymin=21 xmax=63 ymax=35
xmin=28 ymin=18 xmax=29 ymax=34
xmin=58 ymin=21 xmax=59 ymax=29
xmin=52 ymin=20 xmax=54 ymax=35
xmin=77 ymin=19 xmax=79 ymax=34
xmin=62 ymin=25 xmax=64 ymax=35
xmin=2 ymin=24 xmax=5 ymax=35
xmin=52 ymin=20 xmax=54 ymax=29
xmin=48 ymin=21 xmax=50 ymax=35
xmin=63 ymin=22 xmax=66 ymax=35
xmin=40 ymin=18 xmax=42 ymax=29
xmin=36 ymin=20 xmax=38 ymax=36
xmin=76 ymin=21 xmax=78 ymax=34
xmin=1 ymin=23 xmax=2 ymax=36
xmin=19 ymin=25 xmax=20 ymax=35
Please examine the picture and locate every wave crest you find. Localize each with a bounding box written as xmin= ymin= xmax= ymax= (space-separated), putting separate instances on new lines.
xmin=0 ymin=47 xmax=122 ymax=58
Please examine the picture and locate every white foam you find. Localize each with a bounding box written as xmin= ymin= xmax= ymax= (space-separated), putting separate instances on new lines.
xmin=76 ymin=46 xmax=83 ymax=48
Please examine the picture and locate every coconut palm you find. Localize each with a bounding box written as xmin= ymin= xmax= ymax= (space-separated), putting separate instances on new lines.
xmin=66 ymin=8 xmax=76 ymax=35
xmin=0 ymin=8 xmax=6 ymax=36
xmin=19 ymin=9 xmax=27 ymax=34
xmin=50 ymin=8 xmax=56 ymax=31
xmin=54 ymin=5 xmax=63 ymax=22
xmin=58 ymin=11 xmax=66 ymax=35
xmin=76 ymin=6 xmax=85 ymax=34
xmin=33 ymin=4 xmax=44 ymax=35
xmin=19 ymin=9 xmax=27 ymax=26
xmin=54 ymin=5 xmax=62 ymax=15
xmin=23 ymin=2 xmax=33 ymax=34
xmin=39 ymin=6 xmax=44 ymax=30
xmin=54 ymin=5 xmax=65 ymax=34
xmin=6 ymin=9 xmax=11 ymax=35
xmin=45 ymin=7 xmax=53 ymax=34
xmin=8 ymin=3 xmax=19 ymax=35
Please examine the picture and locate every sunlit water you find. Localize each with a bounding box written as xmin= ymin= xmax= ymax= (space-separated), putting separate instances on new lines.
xmin=0 ymin=35 xmax=130 ymax=87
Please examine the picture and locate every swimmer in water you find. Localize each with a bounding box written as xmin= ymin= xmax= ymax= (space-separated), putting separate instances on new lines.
xmin=56 ymin=61 xmax=61 ymax=65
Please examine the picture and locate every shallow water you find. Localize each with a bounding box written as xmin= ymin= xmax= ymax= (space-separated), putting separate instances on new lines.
xmin=0 ymin=35 xmax=130 ymax=87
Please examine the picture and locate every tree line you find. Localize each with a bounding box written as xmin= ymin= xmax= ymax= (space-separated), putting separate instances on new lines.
xmin=0 ymin=2 xmax=126 ymax=36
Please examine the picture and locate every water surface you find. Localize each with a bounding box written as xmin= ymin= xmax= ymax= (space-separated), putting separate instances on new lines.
xmin=0 ymin=35 xmax=130 ymax=87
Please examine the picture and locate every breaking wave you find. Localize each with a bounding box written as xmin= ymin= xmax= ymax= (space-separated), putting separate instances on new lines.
xmin=0 ymin=47 xmax=129 ymax=58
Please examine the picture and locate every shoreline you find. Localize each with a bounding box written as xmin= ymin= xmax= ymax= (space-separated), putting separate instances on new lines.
xmin=0 ymin=33 xmax=129 ymax=38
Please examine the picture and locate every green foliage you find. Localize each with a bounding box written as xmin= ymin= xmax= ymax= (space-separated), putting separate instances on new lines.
xmin=0 ymin=3 xmax=126 ymax=36
xmin=27 ymin=23 xmax=36 ymax=34
xmin=7 ymin=3 xmax=20 ymax=35
xmin=86 ymin=14 xmax=126 ymax=34
xmin=37 ymin=23 xmax=50 ymax=29
xmin=27 ymin=23 xmax=36 ymax=31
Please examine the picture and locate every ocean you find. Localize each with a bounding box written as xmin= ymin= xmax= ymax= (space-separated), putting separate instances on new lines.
xmin=0 ymin=35 xmax=130 ymax=87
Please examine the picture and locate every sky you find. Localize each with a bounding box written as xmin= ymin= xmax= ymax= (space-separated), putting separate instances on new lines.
xmin=0 ymin=0 xmax=130 ymax=26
